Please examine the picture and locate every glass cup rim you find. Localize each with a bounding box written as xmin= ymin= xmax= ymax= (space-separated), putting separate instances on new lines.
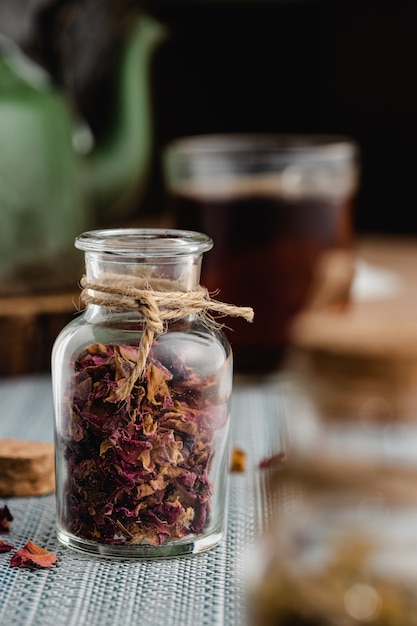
xmin=164 ymin=133 xmax=358 ymax=161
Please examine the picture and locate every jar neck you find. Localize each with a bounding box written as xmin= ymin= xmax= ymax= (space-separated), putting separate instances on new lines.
xmin=76 ymin=229 xmax=213 ymax=318
xmin=84 ymin=251 xmax=203 ymax=292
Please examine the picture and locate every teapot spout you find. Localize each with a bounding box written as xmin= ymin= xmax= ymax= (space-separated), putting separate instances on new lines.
xmin=86 ymin=14 xmax=167 ymax=223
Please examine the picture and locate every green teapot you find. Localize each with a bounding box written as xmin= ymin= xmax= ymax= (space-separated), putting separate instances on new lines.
xmin=0 ymin=15 xmax=165 ymax=295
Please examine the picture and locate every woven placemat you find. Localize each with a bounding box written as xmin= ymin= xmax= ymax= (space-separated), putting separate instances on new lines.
xmin=0 ymin=375 xmax=290 ymax=626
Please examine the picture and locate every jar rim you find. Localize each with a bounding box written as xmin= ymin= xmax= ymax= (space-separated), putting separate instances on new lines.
xmin=75 ymin=228 xmax=213 ymax=257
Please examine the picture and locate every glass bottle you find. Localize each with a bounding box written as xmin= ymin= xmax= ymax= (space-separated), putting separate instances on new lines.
xmin=248 ymin=374 xmax=417 ymax=626
xmin=52 ymin=228 xmax=233 ymax=558
xmin=249 ymin=459 xmax=417 ymax=626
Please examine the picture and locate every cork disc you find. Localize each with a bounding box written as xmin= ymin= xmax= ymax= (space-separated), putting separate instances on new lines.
xmin=0 ymin=439 xmax=55 ymax=497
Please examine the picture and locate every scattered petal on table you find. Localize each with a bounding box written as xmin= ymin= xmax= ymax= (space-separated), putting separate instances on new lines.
xmin=10 ymin=540 xmax=58 ymax=568
xmin=0 ymin=504 xmax=13 ymax=533
xmin=258 ymin=451 xmax=286 ymax=469
xmin=0 ymin=539 xmax=14 ymax=552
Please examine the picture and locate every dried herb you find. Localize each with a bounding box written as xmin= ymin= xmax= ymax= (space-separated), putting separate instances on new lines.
xmin=58 ymin=342 xmax=227 ymax=546
xmin=10 ymin=540 xmax=58 ymax=568
xmin=258 ymin=452 xmax=286 ymax=469
xmin=230 ymin=447 xmax=246 ymax=473
xmin=0 ymin=539 xmax=14 ymax=553
xmin=0 ymin=504 xmax=13 ymax=533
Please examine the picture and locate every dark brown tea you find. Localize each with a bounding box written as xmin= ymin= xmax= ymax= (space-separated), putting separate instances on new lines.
xmin=171 ymin=177 xmax=351 ymax=373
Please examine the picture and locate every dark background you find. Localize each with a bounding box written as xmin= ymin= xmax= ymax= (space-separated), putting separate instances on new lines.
xmin=1 ymin=0 xmax=416 ymax=235
xmin=147 ymin=0 xmax=417 ymax=236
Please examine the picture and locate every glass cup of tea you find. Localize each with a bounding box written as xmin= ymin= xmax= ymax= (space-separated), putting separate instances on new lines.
xmin=163 ymin=134 xmax=359 ymax=374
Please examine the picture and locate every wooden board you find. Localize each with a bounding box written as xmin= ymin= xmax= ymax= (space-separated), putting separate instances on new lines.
xmin=0 ymin=291 xmax=80 ymax=376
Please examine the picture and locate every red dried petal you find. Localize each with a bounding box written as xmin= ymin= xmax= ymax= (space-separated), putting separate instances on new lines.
xmin=0 ymin=505 xmax=13 ymax=533
xmin=10 ymin=540 xmax=58 ymax=568
xmin=258 ymin=451 xmax=286 ymax=469
xmin=60 ymin=343 xmax=221 ymax=544
xmin=0 ymin=539 xmax=14 ymax=553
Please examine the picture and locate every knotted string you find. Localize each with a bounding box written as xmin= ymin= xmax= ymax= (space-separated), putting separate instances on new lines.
xmin=80 ymin=275 xmax=254 ymax=400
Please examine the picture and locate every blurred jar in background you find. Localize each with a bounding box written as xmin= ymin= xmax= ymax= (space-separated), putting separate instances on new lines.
xmin=249 ymin=456 xmax=417 ymax=626
xmin=164 ymin=134 xmax=359 ymax=374
xmin=250 ymin=273 xmax=417 ymax=625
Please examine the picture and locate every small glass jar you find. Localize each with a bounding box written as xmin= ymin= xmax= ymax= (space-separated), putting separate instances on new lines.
xmin=248 ymin=371 xmax=417 ymax=626
xmin=52 ymin=228 xmax=233 ymax=558
xmin=249 ymin=460 xmax=417 ymax=626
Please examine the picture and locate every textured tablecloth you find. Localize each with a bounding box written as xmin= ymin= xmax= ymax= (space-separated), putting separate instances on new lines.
xmin=0 ymin=373 xmax=290 ymax=626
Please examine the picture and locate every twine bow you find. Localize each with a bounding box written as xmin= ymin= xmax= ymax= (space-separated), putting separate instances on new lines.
xmin=80 ymin=275 xmax=254 ymax=400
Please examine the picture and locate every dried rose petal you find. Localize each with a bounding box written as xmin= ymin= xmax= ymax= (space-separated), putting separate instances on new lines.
xmin=259 ymin=451 xmax=286 ymax=469
xmin=57 ymin=342 xmax=224 ymax=545
xmin=230 ymin=447 xmax=246 ymax=473
xmin=0 ymin=539 xmax=14 ymax=553
xmin=10 ymin=540 xmax=58 ymax=568
xmin=0 ymin=505 xmax=13 ymax=533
